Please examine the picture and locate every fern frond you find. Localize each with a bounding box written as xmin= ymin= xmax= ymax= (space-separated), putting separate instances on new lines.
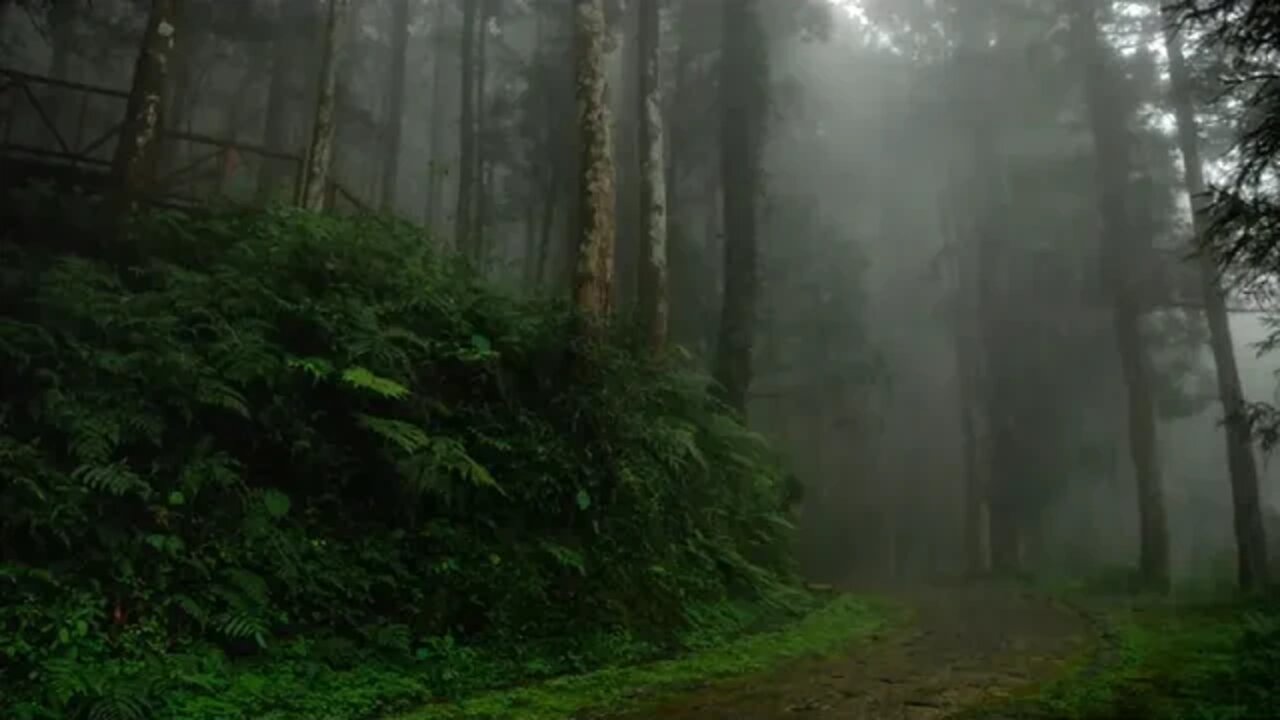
xmin=194 ymin=379 xmax=250 ymax=418
xmin=72 ymin=462 xmax=148 ymax=498
xmin=68 ymin=418 xmax=120 ymax=464
xmin=341 ymin=366 xmax=410 ymax=400
xmin=540 ymin=541 xmax=586 ymax=576
xmin=86 ymin=695 xmax=151 ymax=720
xmin=287 ymin=356 xmax=335 ymax=383
xmin=214 ymin=610 xmax=269 ymax=649
xmin=358 ymin=414 xmax=430 ymax=454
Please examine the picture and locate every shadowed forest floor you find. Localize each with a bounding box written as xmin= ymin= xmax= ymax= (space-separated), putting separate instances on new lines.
xmin=612 ymin=583 xmax=1089 ymax=720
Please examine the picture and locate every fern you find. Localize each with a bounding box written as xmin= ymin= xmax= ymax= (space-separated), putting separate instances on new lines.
xmin=362 ymin=623 xmax=412 ymax=654
xmin=71 ymin=462 xmax=148 ymax=498
xmin=214 ymin=611 xmax=269 ymax=649
xmin=1 ymin=206 xmax=805 ymax=717
xmin=194 ymin=378 xmax=250 ymax=418
xmin=220 ymin=568 xmax=270 ymax=607
xmin=67 ymin=418 xmax=120 ymax=465
xmin=540 ymin=542 xmax=587 ymax=576
xmin=357 ymin=414 xmax=430 ymax=454
xmin=86 ymin=695 xmax=152 ymax=720
xmin=341 ymin=366 xmax=410 ymax=400
xmin=287 ymin=356 xmax=335 ymax=383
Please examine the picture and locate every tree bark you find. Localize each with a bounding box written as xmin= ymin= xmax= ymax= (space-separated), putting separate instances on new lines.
xmin=571 ymin=0 xmax=617 ymax=331
xmin=1165 ymin=24 xmax=1270 ymax=590
xmin=665 ymin=4 xmax=690 ymax=243
xmin=475 ymin=0 xmax=491 ymax=261
xmin=299 ymin=0 xmax=347 ymax=211
xmin=455 ymin=0 xmax=478 ymax=252
xmin=713 ymin=0 xmax=766 ymax=412
xmin=381 ymin=0 xmax=411 ymax=213
xmin=942 ymin=188 xmax=987 ymax=577
xmin=535 ymin=158 xmax=563 ymax=288
xmin=424 ymin=0 xmax=447 ymax=228
xmin=637 ymin=0 xmax=669 ymax=352
xmin=258 ymin=0 xmax=311 ymax=203
xmin=1075 ymin=0 xmax=1170 ymax=592
xmin=111 ymin=0 xmax=179 ymax=211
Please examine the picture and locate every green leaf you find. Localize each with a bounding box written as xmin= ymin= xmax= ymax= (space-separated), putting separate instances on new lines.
xmin=576 ymin=489 xmax=592 ymax=511
xmin=262 ymin=489 xmax=291 ymax=518
xmin=341 ymin=366 xmax=410 ymax=400
xmin=287 ymin=356 xmax=335 ymax=382
xmin=167 ymin=490 xmax=185 ymax=506
xmin=471 ymin=334 xmax=492 ymax=353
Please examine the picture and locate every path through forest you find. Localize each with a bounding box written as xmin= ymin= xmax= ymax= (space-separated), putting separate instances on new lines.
xmin=614 ymin=582 xmax=1089 ymax=720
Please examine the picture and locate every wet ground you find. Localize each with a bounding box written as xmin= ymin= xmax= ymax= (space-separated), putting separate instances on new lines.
xmin=615 ymin=582 xmax=1089 ymax=720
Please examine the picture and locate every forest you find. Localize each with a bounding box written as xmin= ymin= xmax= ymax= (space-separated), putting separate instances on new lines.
xmin=1 ymin=0 xmax=1279 ymax=718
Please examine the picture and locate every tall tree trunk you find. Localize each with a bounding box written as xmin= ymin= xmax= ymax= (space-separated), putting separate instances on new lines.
xmin=941 ymin=185 xmax=986 ymax=576
xmin=111 ymin=0 xmax=179 ymax=211
xmin=665 ymin=5 xmax=690 ymax=243
xmin=613 ymin=0 xmax=641 ymax=312
xmin=455 ymin=0 xmax=478 ymax=253
xmin=637 ymin=0 xmax=668 ymax=352
xmin=535 ymin=159 xmax=563 ymax=288
xmin=530 ymin=7 xmax=564 ymax=289
xmin=1075 ymin=0 xmax=1170 ymax=592
xmin=571 ymin=0 xmax=616 ymax=330
xmin=713 ymin=0 xmax=766 ymax=413
xmin=299 ymin=0 xmax=348 ymax=211
xmin=1165 ymin=23 xmax=1270 ymax=590
xmin=978 ymin=210 xmax=1022 ymax=576
xmin=381 ymin=0 xmax=411 ymax=213
xmin=475 ymin=1 xmax=490 ymax=261
xmin=424 ymin=0 xmax=448 ymax=227
xmin=258 ymin=0 xmax=310 ymax=203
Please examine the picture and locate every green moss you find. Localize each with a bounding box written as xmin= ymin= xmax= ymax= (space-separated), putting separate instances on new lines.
xmin=961 ymin=598 xmax=1280 ymax=720
xmin=394 ymin=594 xmax=887 ymax=720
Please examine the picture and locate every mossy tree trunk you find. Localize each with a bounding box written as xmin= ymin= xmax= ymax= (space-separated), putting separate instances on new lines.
xmin=455 ymin=0 xmax=478 ymax=252
xmin=572 ymin=0 xmax=616 ymax=332
xmin=475 ymin=0 xmax=492 ymax=262
xmin=111 ymin=0 xmax=179 ymax=210
xmin=637 ymin=0 xmax=668 ymax=352
xmin=299 ymin=0 xmax=348 ymax=212
xmin=380 ymin=0 xmax=411 ymax=213
xmin=424 ymin=0 xmax=448 ymax=228
xmin=713 ymin=0 xmax=767 ymax=412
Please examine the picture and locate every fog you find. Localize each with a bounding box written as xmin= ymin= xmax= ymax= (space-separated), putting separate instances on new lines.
xmin=3 ymin=0 xmax=1277 ymax=589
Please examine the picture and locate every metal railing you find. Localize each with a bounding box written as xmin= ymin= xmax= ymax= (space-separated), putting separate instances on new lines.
xmin=1 ymin=66 xmax=368 ymax=214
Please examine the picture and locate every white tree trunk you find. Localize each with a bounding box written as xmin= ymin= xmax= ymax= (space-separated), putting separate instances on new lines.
xmin=572 ymin=0 xmax=617 ymax=330
xmin=299 ymin=0 xmax=348 ymax=211
xmin=637 ymin=0 xmax=669 ymax=351
xmin=111 ymin=0 xmax=179 ymax=208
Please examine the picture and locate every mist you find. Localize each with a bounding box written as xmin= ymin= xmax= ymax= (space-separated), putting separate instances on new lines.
xmin=3 ymin=1 xmax=1280 ymax=717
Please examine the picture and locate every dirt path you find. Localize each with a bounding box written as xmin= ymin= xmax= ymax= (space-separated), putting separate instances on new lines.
xmin=617 ymin=582 xmax=1089 ymax=720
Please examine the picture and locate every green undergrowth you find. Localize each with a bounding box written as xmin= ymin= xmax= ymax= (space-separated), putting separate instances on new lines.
xmin=961 ymin=578 xmax=1280 ymax=720
xmin=393 ymin=593 xmax=886 ymax=720
xmin=0 ymin=192 xmax=820 ymax=720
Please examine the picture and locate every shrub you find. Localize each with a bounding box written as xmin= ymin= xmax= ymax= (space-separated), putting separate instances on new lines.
xmin=0 ymin=201 xmax=798 ymax=718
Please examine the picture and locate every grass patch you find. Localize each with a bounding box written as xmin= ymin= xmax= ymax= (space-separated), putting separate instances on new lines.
xmin=392 ymin=593 xmax=888 ymax=720
xmin=959 ymin=593 xmax=1280 ymax=720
